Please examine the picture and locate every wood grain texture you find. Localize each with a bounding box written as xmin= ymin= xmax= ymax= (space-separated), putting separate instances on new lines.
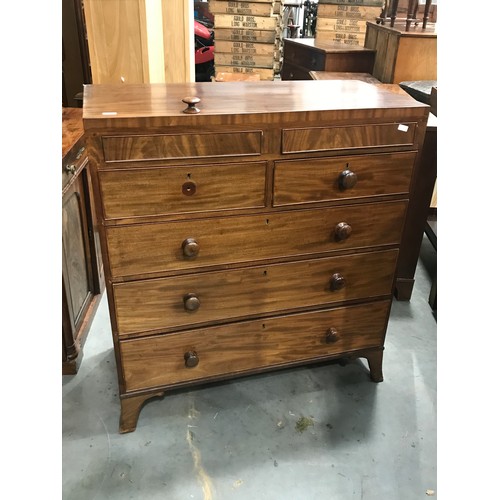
xmin=102 ymin=130 xmax=263 ymax=162
xmin=113 ymin=249 xmax=398 ymax=335
xmin=82 ymin=80 xmax=429 ymax=130
xmin=83 ymin=0 xmax=149 ymax=84
xmin=106 ymin=200 xmax=407 ymax=278
xmin=273 ymin=151 xmax=415 ymax=206
xmin=99 ymin=161 xmax=267 ymax=219
xmin=282 ymin=122 xmax=417 ymax=154
xmin=214 ymin=28 xmax=279 ymax=43
xmin=120 ymin=300 xmax=391 ymax=391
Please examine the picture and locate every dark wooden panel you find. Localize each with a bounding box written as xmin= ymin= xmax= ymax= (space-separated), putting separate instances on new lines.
xmin=102 ymin=131 xmax=263 ymax=162
xmin=120 ymin=300 xmax=391 ymax=391
xmin=282 ymin=123 xmax=417 ymax=154
xmin=106 ymin=201 xmax=407 ymax=278
xmin=274 ymin=151 xmax=415 ymax=206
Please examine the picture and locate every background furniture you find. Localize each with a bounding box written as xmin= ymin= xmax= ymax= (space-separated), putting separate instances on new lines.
xmin=281 ymin=38 xmax=375 ymax=80
xmin=364 ymin=20 xmax=436 ymax=83
xmin=62 ymin=108 xmax=105 ymax=374
xmin=84 ymin=80 xmax=428 ymax=432
xmin=309 ymin=71 xmax=380 ymax=84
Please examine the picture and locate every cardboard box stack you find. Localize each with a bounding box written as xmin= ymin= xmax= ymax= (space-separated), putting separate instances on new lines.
xmin=315 ymin=0 xmax=384 ymax=46
xmin=209 ymin=0 xmax=283 ymax=80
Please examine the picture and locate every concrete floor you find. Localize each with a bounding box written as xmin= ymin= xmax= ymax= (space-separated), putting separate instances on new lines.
xmin=62 ymin=236 xmax=437 ymax=500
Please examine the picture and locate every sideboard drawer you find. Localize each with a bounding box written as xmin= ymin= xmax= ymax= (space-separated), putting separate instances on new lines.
xmin=99 ymin=161 xmax=267 ymax=219
xmin=282 ymin=123 xmax=417 ymax=154
xmin=106 ymin=201 xmax=407 ymax=278
xmin=102 ymin=130 xmax=263 ymax=162
xmin=120 ymin=299 xmax=391 ymax=391
xmin=113 ymin=250 xmax=398 ymax=335
xmin=274 ymin=152 xmax=416 ymax=206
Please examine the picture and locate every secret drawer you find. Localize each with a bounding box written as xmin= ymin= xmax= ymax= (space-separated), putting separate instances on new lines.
xmin=113 ymin=249 xmax=398 ymax=336
xmin=106 ymin=200 xmax=407 ymax=278
xmin=102 ymin=130 xmax=263 ymax=162
xmin=273 ymin=152 xmax=415 ymax=206
xmin=282 ymin=122 xmax=417 ymax=154
xmin=99 ymin=161 xmax=266 ymax=219
xmin=120 ymin=300 xmax=391 ymax=391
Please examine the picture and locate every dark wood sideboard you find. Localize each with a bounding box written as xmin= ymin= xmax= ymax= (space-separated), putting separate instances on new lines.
xmin=62 ymin=107 xmax=105 ymax=374
xmin=281 ymin=38 xmax=375 ymax=81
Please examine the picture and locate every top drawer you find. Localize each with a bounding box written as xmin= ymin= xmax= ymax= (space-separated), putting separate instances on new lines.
xmin=102 ymin=130 xmax=263 ymax=163
xmin=282 ymin=122 xmax=417 ymax=154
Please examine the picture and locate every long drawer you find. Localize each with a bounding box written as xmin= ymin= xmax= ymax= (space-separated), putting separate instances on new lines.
xmin=113 ymin=249 xmax=398 ymax=335
xmin=102 ymin=130 xmax=263 ymax=162
xmin=106 ymin=200 xmax=407 ymax=278
xmin=120 ymin=300 xmax=391 ymax=391
xmin=273 ymin=152 xmax=415 ymax=206
xmin=99 ymin=161 xmax=267 ymax=219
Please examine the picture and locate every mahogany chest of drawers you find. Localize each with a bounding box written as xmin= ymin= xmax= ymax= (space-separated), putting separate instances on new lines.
xmin=83 ymin=80 xmax=428 ymax=433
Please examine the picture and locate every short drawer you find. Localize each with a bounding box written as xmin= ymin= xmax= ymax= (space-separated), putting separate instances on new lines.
xmin=113 ymin=249 xmax=398 ymax=336
xmin=120 ymin=299 xmax=391 ymax=391
xmin=106 ymin=200 xmax=407 ymax=278
xmin=282 ymin=122 xmax=417 ymax=154
xmin=99 ymin=161 xmax=267 ymax=219
xmin=102 ymin=130 xmax=263 ymax=162
xmin=273 ymin=152 xmax=415 ymax=206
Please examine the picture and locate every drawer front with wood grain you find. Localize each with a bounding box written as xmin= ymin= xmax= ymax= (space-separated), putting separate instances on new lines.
xmin=99 ymin=161 xmax=267 ymax=219
xmin=102 ymin=130 xmax=263 ymax=162
xmin=106 ymin=201 xmax=407 ymax=278
xmin=284 ymin=44 xmax=326 ymax=71
xmin=282 ymin=123 xmax=417 ymax=154
xmin=273 ymin=152 xmax=416 ymax=206
xmin=113 ymin=249 xmax=398 ymax=335
xmin=120 ymin=299 xmax=391 ymax=391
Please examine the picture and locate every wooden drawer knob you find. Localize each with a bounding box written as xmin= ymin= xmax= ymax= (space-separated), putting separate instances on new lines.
xmin=326 ymin=327 xmax=340 ymax=344
xmin=338 ymin=169 xmax=357 ymax=190
xmin=334 ymin=222 xmax=352 ymax=241
xmin=184 ymin=351 xmax=199 ymax=368
xmin=182 ymin=238 xmax=200 ymax=258
xmin=184 ymin=293 xmax=201 ymax=311
xmin=329 ymin=273 xmax=346 ymax=291
xmin=182 ymin=181 xmax=197 ymax=196
xmin=182 ymin=96 xmax=201 ymax=114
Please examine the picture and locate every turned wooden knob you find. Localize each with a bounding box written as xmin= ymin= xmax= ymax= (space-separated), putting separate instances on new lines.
xmin=329 ymin=273 xmax=346 ymax=291
xmin=326 ymin=327 xmax=340 ymax=344
xmin=182 ymin=238 xmax=199 ymax=258
xmin=334 ymin=222 xmax=352 ymax=241
xmin=182 ymin=96 xmax=201 ymax=114
xmin=184 ymin=351 xmax=199 ymax=368
xmin=184 ymin=293 xmax=201 ymax=311
xmin=182 ymin=181 xmax=197 ymax=196
xmin=338 ymin=169 xmax=357 ymax=190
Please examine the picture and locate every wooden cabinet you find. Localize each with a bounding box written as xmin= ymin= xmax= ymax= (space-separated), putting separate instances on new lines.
xmin=83 ymin=80 xmax=428 ymax=432
xmin=62 ymin=108 xmax=105 ymax=374
xmin=364 ymin=21 xmax=437 ymax=84
xmin=281 ymin=38 xmax=375 ymax=81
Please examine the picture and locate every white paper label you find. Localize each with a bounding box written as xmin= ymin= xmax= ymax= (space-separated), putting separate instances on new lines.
xmin=397 ymin=124 xmax=409 ymax=132
xmin=102 ymin=111 xmax=117 ymax=116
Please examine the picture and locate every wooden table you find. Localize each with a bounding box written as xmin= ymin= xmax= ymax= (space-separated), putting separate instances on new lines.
xmin=309 ymin=71 xmax=380 ymax=84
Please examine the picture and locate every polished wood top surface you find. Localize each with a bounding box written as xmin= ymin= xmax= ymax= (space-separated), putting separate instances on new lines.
xmin=83 ymin=80 xmax=429 ymax=128
xmin=284 ymin=38 xmax=376 ymax=54
xmin=62 ymin=107 xmax=84 ymax=158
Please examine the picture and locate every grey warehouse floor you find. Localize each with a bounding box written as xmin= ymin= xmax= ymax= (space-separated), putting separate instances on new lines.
xmin=62 ymin=236 xmax=437 ymax=500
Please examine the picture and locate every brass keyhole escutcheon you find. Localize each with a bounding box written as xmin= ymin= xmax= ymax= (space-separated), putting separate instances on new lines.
xmin=182 ymin=181 xmax=197 ymax=196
